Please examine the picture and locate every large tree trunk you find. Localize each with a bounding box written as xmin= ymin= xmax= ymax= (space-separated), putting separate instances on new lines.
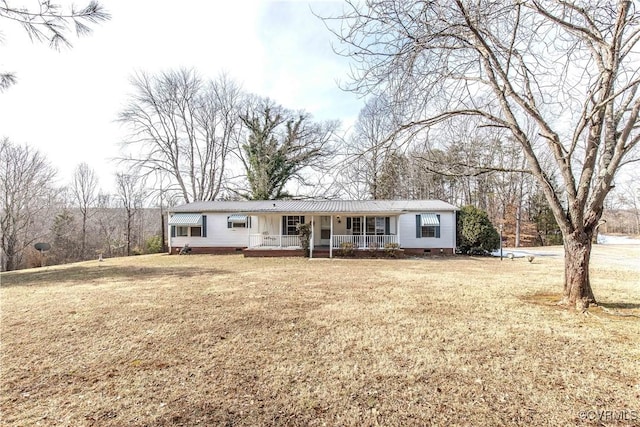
xmin=562 ymin=230 xmax=597 ymax=311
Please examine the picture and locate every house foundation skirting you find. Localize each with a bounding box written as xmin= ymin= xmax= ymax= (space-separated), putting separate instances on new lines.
xmin=169 ymin=246 xmax=454 ymax=257
xmin=403 ymin=248 xmax=454 ymax=256
xmin=170 ymin=246 xmax=244 ymax=255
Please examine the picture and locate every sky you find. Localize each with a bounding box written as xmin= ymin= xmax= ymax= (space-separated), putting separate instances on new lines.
xmin=0 ymin=0 xmax=362 ymax=193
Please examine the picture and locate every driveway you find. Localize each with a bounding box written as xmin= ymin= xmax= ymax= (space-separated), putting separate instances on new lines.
xmin=494 ymin=242 xmax=640 ymax=272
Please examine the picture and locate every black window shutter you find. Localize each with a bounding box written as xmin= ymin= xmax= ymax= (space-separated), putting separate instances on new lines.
xmin=436 ymin=214 xmax=441 ymax=238
xmin=171 ymin=225 xmax=176 ymax=238
xmin=247 ymin=216 xmax=252 ymax=228
xmin=301 ymin=216 xmax=305 ymax=225
xmin=202 ymin=215 xmax=207 ymax=237
xmin=227 ymin=216 xmax=232 ymax=228
xmin=346 ymin=217 xmax=351 ymax=230
xmin=282 ymin=216 xmax=287 ymax=235
xmin=416 ymin=215 xmax=421 ymax=238
xmin=385 ymin=217 xmax=390 ymax=235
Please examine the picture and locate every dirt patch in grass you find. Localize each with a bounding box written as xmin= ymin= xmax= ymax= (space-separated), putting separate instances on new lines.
xmin=1 ymin=248 xmax=639 ymax=426
xmin=523 ymin=292 xmax=640 ymax=321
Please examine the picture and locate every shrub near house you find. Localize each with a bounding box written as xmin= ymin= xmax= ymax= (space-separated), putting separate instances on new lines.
xmin=457 ymin=205 xmax=500 ymax=254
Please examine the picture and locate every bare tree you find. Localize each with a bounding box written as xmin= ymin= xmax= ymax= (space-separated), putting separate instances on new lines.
xmin=327 ymin=0 xmax=640 ymax=310
xmin=118 ymin=69 xmax=243 ymax=203
xmin=71 ymin=162 xmax=98 ymax=258
xmin=0 ymin=139 xmax=56 ymax=271
xmin=404 ymin=116 xmax=550 ymax=246
xmin=346 ymin=97 xmax=399 ymax=199
xmin=115 ymin=172 xmax=147 ymax=256
xmin=238 ymin=98 xmax=338 ymax=200
xmin=0 ymin=0 xmax=110 ymax=90
xmin=93 ymin=191 xmax=119 ymax=257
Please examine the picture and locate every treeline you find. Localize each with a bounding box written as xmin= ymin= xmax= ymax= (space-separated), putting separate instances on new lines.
xmin=337 ymin=97 xmax=639 ymax=246
xmin=0 ymin=139 xmax=164 ymax=271
xmin=2 ymin=69 xmax=638 ymax=271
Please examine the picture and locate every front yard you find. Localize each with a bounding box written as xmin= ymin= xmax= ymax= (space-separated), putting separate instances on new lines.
xmin=1 ymin=247 xmax=638 ymax=426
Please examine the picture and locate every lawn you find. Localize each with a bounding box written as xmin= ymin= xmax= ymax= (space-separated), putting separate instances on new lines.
xmin=1 ymin=246 xmax=639 ymax=426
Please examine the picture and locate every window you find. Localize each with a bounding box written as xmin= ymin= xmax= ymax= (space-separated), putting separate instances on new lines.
xmin=351 ymin=217 xmax=362 ymax=234
xmin=169 ymin=213 xmax=206 ymax=238
xmin=416 ymin=213 xmax=440 ymax=238
xmin=366 ymin=217 xmax=386 ymax=235
xmin=349 ymin=217 xmax=389 ymax=235
xmin=421 ymin=225 xmax=437 ymax=238
xmin=283 ymin=216 xmax=305 ymax=235
xmin=175 ymin=226 xmax=201 ymax=237
xmin=227 ymin=215 xmax=249 ymax=228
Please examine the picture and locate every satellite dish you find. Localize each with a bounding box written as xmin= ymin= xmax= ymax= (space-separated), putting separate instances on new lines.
xmin=34 ymin=242 xmax=51 ymax=252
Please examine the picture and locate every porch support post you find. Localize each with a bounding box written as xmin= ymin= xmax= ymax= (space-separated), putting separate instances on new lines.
xmin=279 ymin=215 xmax=283 ymax=248
xmin=167 ymin=217 xmax=172 ymax=254
xmin=329 ymin=215 xmax=333 ymax=258
xmin=362 ymin=215 xmax=366 ymax=249
xmin=251 ymin=216 xmax=259 ymax=248
xmin=310 ymin=215 xmax=314 ymax=259
xmin=397 ymin=215 xmax=401 ymax=247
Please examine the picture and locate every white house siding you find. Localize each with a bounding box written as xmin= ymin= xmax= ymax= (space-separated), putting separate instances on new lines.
xmin=168 ymin=207 xmax=457 ymax=253
xmin=398 ymin=212 xmax=456 ymax=250
xmin=255 ymin=215 xmax=284 ymax=235
xmin=170 ymin=212 xmax=254 ymax=249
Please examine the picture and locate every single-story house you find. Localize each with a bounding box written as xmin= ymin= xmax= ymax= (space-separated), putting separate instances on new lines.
xmin=167 ymin=199 xmax=458 ymax=258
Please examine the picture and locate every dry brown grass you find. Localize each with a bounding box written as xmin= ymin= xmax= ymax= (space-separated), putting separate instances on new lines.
xmin=1 ymin=246 xmax=639 ymax=426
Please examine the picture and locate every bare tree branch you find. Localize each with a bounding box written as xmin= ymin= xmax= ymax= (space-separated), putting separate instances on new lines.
xmin=0 ymin=1 xmax=110 ymax=90
xmin=118 ymin=69 xmax=243 ymax=203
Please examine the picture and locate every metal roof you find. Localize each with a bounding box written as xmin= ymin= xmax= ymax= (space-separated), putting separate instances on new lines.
xmin=169 ymin=200 xmax=458 ymax=215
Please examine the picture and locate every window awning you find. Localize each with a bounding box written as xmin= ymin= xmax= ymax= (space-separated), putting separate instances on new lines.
xmin=420 ymin=213 xmax=440 ymax=226
xmin=169 ymin=213 xmax=202 ymax=226
xmin=227 ymin=214 xmax=248 ymax=223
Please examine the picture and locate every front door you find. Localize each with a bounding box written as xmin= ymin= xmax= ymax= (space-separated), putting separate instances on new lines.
xmin=320 ymin=216 xmax=331 ymax=246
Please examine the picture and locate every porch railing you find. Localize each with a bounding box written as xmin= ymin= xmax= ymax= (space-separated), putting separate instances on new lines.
xmin=249 ymin=234 xmax=301 ymax=248
xmin=332 ymin=234 xmax=398 ymax=249
xmin=249 ymin=234 xmax=399 ymax=249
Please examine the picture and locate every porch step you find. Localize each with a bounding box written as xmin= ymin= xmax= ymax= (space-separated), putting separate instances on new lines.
xmin=311 ymin=249 xmax=331 ymax=258
xmin=243 ymin=248 xmax=304 ymax=257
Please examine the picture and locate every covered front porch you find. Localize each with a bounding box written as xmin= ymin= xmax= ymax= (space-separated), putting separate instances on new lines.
xmin=246 ymin=213 xmax=401 ymax=258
